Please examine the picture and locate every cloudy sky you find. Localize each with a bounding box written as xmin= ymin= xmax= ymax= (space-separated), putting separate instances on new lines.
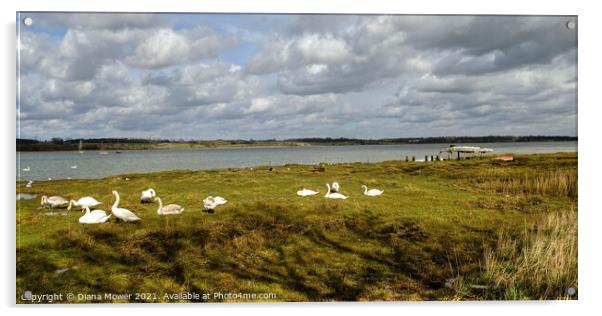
xmin=17 ymin=13 xmax=577 ymax=140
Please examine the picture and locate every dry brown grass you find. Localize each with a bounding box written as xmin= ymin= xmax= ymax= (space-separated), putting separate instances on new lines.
xmin=483 ymin=209 xmax=577 ymax=299
xmin=474 ymin=169 xmax=577 ymax=199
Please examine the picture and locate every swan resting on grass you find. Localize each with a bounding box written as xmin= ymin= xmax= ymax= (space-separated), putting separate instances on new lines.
xmin=140 ymin=188 xmax=156 ymax=203
xmin=361 ymin=185 xmax=384 ymax=196
xmin=41 ymin=195 xmax=69 ymax=208
xmin=297 ymin=188 xmax=319 ymax=197
xmin=79 ymin=206 xmax=111 ymax=224
xmin=324 ymin=183 xmax=348 ymax=199
xmin=67 ymin=196 xmax=102 ymax=211
xmin=155 ymin=197 xmax=184 ymax=215
xmin=203 ymin=196 xmax=227 ymax=211
xmin=111 ymin=190 xmax=141 ymax=222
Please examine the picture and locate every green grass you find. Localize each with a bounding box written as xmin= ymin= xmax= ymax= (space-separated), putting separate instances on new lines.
xmin=16 ymin=153 xmax=577 ymax=303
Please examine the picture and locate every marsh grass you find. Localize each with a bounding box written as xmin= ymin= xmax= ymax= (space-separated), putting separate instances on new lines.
xmin=473 ymin=169 xmax=577 ymax=199
xmin=482 ymin=210 xmax=577 ymax=299
xmin=16 ymin=153 xmax=577 ymax=302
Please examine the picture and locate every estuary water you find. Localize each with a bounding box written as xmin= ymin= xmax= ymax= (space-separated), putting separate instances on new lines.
xmin=16 ymin=141 xmax=577 ymax=181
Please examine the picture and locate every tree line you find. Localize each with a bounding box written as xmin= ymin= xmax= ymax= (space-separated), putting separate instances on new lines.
xmin=16 ymin=136 xmax=577 ymax=151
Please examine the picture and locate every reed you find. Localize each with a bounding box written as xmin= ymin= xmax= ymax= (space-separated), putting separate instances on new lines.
xmin=483 ymin=210 xmax=577 ymax=299
xmin=473 ymin=169 xmax=577 ymax=199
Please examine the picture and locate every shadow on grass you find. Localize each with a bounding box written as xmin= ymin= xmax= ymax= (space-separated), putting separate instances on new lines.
xmin=16 ymin=202 xmax=491 ymax=302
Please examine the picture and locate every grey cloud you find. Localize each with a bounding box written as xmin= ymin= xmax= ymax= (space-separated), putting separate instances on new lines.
xmin=143 ymin=62 xmax=257 ymax=108
xmin=18 ymin=14 xmax=577 ymax=139
xmin=27 ymin=13 xmax=167 ymax=31
xmin=381 ymin=61 xmax=576 ymax=135
xmin=22 ymin=22 xmax=238 ymax=82
xmin=127 ymin=27 xmax=238 ymax=69
xmin=248 ymin=15 xmax=576 ymax=96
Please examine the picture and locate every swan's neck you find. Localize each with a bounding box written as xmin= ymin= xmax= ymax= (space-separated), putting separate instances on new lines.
xmin=363 ymin=186 xmax=367 ymax=194
xmin=156 ymin=198 xmax=163 ymax=214
xmin=112 ymin=192 xmax=119 ymax=209
xmin=325 ymin=184 xmax=331 ymax=197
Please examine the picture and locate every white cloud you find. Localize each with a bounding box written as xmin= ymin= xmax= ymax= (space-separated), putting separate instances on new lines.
xmin=18 ymin=14 xmax=577 ymax=139
xmin=126 ymin=27 xmax=237 ymax=68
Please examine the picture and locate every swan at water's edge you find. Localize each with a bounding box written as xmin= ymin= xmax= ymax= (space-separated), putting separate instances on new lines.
xmin=330 ymin=182 xmax=340 ymax=193
xmin=140 ymin=188 xmax=156 ymax=203
xmin=297 ymin=188 xmax=319 ymax=196
xmin=111 ymin=190 xmax=141 ymax=222
xmin=324 ymin=183 xmax=348 ymax=199
xmin=362 ymin=185 xmax=384 ymax=196
xmin=79 ymin=206 xmax=111 ymax=224
xmin=68 ymin=196 xmax=102 ymax=211
xmin=155 ymin=197 xmax=184 ymax=215
xmin=41 ymin=195 xmax=69 ymax=208
xmin=203 ymin=196 xmax=227 ymax=211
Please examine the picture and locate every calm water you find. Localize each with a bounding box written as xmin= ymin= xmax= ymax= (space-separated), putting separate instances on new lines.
xmin=17 ymin=141 xmax=577 ymax=181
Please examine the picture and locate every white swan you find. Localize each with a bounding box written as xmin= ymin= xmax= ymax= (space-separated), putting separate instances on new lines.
xmin=67 ymin=196 xmax=102 ymax=211
xmin=22 ymin=166 xmax=30 ymax=172
xmin=203 ymin=196 xmax=228 ymax=211
xmin=362 ymin=185 xmax=384 ymax=196
xmin=140 ymin=188 xmax=156 ymax=203
xmin=26 ymin=180 xmax=33 ymax=188
xmin=79 ymin=206 xmax=111 ymax=224
xmin=111 ymin=190 xmax=141 ymax=222
xmin=41 ymin=195 xmax=69 ymax=208
xmin=324 ymin=184 xmax=348 ymax=199
xmin=331 ymin=182 xmax=340 ymax=193
xmin=297 ymin=188 xmax=319 ymax=196
xmin=155 ymin=197 xmax=184 ymax=215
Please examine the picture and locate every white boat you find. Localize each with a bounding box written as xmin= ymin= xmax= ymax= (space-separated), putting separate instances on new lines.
xmin=445 ymin=145 xmax=493 ymax=153
xmin=99 ymin=141 xmax=109 ymax=155
xmin=442 ymin=145 xmax=494 ymax=159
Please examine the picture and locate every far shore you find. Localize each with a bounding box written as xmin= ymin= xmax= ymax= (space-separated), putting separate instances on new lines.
xmin=16 ymin=137 xmax=577 ymax=152
xmin=16 ymin=152 xmax=578 ymax=183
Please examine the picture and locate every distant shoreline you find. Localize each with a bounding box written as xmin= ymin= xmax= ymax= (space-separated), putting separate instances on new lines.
xmin=16 ymin=136 xmax=577 ymax=152
xmin=16 ymin=152 xmax=577 ymax=183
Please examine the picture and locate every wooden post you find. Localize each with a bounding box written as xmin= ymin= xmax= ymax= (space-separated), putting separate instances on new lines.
xmin=436 ymin=155 xmax=439 ymax=161
xmin=405 ymin=156 xmax=409 ymax=162
xmin=425 ymin=155 xmax=429 ymax=162
xmin=412 ymin=156 xmax=415 ymax=161
xmin=457 ymin=152 xmax=461 ymax=160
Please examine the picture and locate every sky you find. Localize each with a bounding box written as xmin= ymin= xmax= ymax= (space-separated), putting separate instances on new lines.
xmin=17 ymin=13 xmax=577 ymax=140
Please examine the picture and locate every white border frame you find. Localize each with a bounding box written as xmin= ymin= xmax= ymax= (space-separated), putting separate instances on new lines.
xmin=3 ymin=1 xmax=600 ymax=315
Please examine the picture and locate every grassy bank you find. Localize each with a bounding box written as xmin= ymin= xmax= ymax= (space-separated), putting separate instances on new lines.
xmin=16 ymin=153 xmax=577 ymax=302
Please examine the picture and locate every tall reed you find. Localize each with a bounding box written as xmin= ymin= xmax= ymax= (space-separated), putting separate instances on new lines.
xmin=483 ymin=210 xmax=577 ymax=299
xmin=473 ymin=169 xmax=577 ymax=199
